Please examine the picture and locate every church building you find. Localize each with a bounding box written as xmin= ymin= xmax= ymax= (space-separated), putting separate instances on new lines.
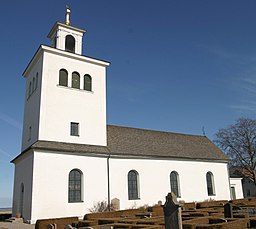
xmin=12 ymin=9 xmax=240 ymax=224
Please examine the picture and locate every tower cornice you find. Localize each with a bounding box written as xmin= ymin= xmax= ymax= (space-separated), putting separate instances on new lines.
xmin=47 ymin=22 xmax=86 ymax=39
xmin=23 ymin=45 xmax=110 ymax=77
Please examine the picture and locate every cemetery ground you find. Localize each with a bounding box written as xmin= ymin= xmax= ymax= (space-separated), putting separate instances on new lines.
xmin=1 ymin=195 xmax=256 ymax=229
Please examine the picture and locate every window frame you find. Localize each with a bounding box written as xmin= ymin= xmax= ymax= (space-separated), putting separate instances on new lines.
xmin=36 ymin=73 xmax=38 ymax=89
xmin=29 ymin=82 xmax=32 ymax=97
xmin=206 ymin=171 xmax=215 ymax=196
xmin=59 ymin=69 xmax=68 ymax=87
xmin=70 ymin=122 xmax=79 ymax=136
xmin=72 ymin=72 xmax=80 ymax=89
xmin=32 ymin=77 xmax=35 ymax=91
xmin=65 ymin=35 xmax=76 ymax=53
xmin=28 ymin=126 xmax=32 ymax=141
xmin=128 ymin=170 xmax=140 ymax=200
xmin=84 ymin=74 xmax=92 ymax=91
xmin=68 ymin=169 xmax=83 ymax=203
xmin=170 ymin=171 xmax=181 ymax=198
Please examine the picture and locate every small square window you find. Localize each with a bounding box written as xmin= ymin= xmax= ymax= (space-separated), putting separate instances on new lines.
xmin=70 ymin=122 xmax=79 ymax=136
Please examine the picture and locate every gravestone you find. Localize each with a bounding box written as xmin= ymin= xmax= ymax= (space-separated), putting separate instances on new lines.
xmin=47 ymin=224 xmax=57 ymax=229
xmin=111 ymin=198 xmax=120 ymax=211
xmin=163 ymin=192 xmax=182 ymax=229
xmin=224 ymin=203 xmax=233 ymax=218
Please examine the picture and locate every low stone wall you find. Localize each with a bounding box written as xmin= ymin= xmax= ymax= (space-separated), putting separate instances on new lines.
xmin=34 ymin=197 xmax=256 ymax=229
xmin=35 ymin=217 xmax=78 ymax=229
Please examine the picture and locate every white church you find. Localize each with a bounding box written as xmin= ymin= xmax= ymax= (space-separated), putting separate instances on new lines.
xmin=11 ymin=9 xmax=243 ymax=224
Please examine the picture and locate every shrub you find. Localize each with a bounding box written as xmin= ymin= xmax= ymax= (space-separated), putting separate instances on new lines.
xmin=89 ymin=200 xmax=113 ymax=213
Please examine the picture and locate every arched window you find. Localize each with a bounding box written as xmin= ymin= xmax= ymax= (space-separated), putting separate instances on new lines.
xmin=128 ymin=170 xmax=139 ymax=200
xmin=59 ymin=69 xmax=68 ymax=87
xmin=170 ymin=171 xmax=181 ymax=197
xmin=36 ymin=72 xmax=38 ymax=89
xmin=72 ymin=72 xmax=80 ymax=89
xmin=19 ymin=183 xmax=24 ymax=216
xmin=29 ymin=82 xmax=32 ymax=96
xmin=32 ymin=77 xmax=35 ymax=91
xmin=65 ymin=35 xmax=75 ymax=53
xmin=28 ymin=126 xmax=32 ymax=141
xmin=84 ymin=74 xmax=92 ymax=91
xmin=69 ymin=169 xmax=82 ymax=202
xmin=206 ymin=172 xmax=215 ymax=196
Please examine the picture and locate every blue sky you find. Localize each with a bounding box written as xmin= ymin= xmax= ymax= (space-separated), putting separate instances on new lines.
xmin=0 ymin=1 xmax=256 ymax=207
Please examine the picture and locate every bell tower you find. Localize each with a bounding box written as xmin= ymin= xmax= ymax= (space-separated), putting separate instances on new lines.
xmin=47 ymin=7 xmax=85 ymax=55
xmin=21 ymin=7 xmax=110 ymax=151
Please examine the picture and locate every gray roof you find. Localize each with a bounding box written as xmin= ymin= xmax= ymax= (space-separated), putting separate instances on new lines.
xmin=107 ymin=125 xmax=228 ymax=161
xmin=12 ymin=125 xmax=228 ymax=162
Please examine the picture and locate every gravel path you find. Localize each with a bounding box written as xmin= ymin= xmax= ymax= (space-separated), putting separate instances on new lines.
xmin=0 ymin=222 xmax=35 ymax=229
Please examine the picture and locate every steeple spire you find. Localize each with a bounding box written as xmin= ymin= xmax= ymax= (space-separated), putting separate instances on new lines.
xmin=65 ymin=6 xmax=71 ymax=25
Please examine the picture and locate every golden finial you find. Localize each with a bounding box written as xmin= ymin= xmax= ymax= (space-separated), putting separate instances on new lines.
xmin=65 ymin=5 xmax=71 ymax=25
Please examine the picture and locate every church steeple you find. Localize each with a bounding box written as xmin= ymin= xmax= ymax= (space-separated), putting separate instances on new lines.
xmin=47 ymin=7 xmax=86 ymax=55
xmin=21 ymin=7 xmax=109 ymax=152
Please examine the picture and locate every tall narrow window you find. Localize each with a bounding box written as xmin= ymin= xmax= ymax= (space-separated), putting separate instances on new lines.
xmin=69 ymin=169 xmax=82 ymax=202
xmin=170 ymin=171 xmax=181 ymax=197
xmin=206 ymin=172 xmax=215 ymax=196
xmin=70 ymin=122 xmax=79 ymax=136
xmin=84 ymin=74 xmax=92 ymax=91
xmin=19 ymin=183 xmax=24 ymax=216
xmin=128 ymin=170 xmax=139 ymax=200
xmin=59 ymin=69 xmax=68 ymax=87
xmin=231 ymin=186 xmax=236 ymax=200
xmin=32 ymin=77 xmax=35 ymax=91
xmin=65 ymin=35 xmax=75 ymax=53
xmin=36 ymin=73 xmax=39 ymax=89
xmin=29 ymin=82 xmax=32 ymax=97
xmin=72 ymin=72 xmax=80 ymax=89
xmin=28 ymin=126 xmax=32 ymax=141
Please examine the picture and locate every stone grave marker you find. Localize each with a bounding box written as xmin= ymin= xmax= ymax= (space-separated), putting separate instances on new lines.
xmin=111 ymin=198 xmax=120 ymax=211
xmin=163 ymin=192 xmax=182 ymax=229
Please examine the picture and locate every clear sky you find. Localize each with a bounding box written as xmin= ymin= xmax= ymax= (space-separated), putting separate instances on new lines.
xmin=0 ymin=0 xmax=256 ymax=207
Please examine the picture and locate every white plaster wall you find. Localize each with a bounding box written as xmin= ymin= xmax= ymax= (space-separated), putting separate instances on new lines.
xmin=109 ymin=158 xmax=231 ymax=209
xmin=27 ymin=151 xmax=231 ymax=223
xmin=12 ymin=152 xmax=34 ymax=223
xmin=230 ymin=178 xmax=244 ymax=199
xmin=21 ymin=56 xmax=43 ymax=151
xmin=39 ymin=50 xmax=107 ymax=146
xmin=30 ymin=151 xmax=108 ymax=224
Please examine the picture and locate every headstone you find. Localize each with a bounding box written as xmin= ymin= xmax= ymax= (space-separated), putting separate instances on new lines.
xmin=224 ymin=203 xmax=233 ymax=218
xmin=47 ymin=224 xmax=57 ymax=229
xmin=163 ymin=192 xmax=182 ymax=229
xmin=111 ymin=198 xmax=120 ymax=211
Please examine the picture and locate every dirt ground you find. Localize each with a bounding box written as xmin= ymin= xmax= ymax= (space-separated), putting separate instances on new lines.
xmin=0 ymin=222 xmax=35 ymax=229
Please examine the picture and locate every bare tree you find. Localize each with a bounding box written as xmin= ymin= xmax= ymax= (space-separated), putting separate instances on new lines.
xmin=215 ymin=118 xmax=256 ymax=184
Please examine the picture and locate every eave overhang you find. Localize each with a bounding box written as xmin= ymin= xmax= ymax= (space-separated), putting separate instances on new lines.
xmin=23 ymin=45 xmax=110 ymax=77
xmin=47 ymin=21 xmax=86 ymax=39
